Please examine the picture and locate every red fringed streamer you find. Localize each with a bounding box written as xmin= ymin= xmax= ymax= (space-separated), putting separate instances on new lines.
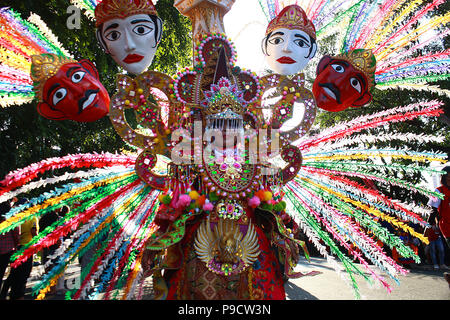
xmin=72 ymin=189 xmax=155 ymax=300
xmin=376 ymin=49 xmax=450 ymax=75
xmin=0 ymin=15 xmax=46 ymax=56
xmin=298 ymin=103 xmax=443 ymax=151
xmin=11 ymin=178 xmax=141 ymax=268
xmin=102 ymin=195 xmax=159 ymax=299
xmin=0 ymin=153 xmax=136 ymax=197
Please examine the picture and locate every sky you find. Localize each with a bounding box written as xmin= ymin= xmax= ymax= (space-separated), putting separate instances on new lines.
xmin=223 ymin=0 xmax=268 ymax=74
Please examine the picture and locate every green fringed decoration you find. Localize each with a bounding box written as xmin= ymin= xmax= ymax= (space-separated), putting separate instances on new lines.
xmin=295 ymin=177 xmax=421 ymax=261
xmin=285 ymin=190 xmax=366 ymax=299
xmin=12 ymin=174 xmax=138 ymax=261
xmin=302 ymin=162 xmax=444 ymax=199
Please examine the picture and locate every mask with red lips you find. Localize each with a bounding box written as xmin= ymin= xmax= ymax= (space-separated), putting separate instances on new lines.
xmin=31 ymin=54 xmax=110 ymax=122
xmin=262 ymin=5 xmax=317 ymax=75
xmin=94 ymin=0 xmax=162 ymax=75
xmin=312 ymin=50 xmax=376 ymax=112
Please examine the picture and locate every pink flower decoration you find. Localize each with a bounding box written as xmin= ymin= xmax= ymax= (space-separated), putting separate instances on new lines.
xmin=248 ymin=196 xmax=261 ymax=208
xmin=203 ymin=202 xmax=214 ymax=211
xmin=177 ymin=194 xmax=192 ymax=208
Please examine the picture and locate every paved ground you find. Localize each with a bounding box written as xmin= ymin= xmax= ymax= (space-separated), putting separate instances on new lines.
xmin=11 ymin=256 xmax=450 ymax=300
xmin=287 ymin=257 xmax=450 ymax=300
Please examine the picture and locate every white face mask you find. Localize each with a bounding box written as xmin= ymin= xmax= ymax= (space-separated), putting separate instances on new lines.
xmin=100 ymin=14 xmax=159 ymax=75
xmin=264 ymin=28 xmax=317 ymax=75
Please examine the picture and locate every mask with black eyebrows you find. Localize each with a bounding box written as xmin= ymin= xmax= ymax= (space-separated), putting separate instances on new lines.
xmin=95 ymin=0 xmax=163 ymax=75
xmin=262 ymin=5 xmax=317 ymax=75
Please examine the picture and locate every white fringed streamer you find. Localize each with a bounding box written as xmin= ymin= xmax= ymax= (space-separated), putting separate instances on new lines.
xmin=77 ymin=184 xmax=155 ymax=299
xmin=377 ymin=83 xmax=450 ymax=99
xmin=314 ymin=132 xmax=445 ymax=151
xmin=27 ymin=13 xmax=73 ymax=58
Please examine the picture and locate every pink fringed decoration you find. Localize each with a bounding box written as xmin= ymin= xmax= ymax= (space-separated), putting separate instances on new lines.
xmin=377 ymin=28 xmax=450 ymax=71
xmin=287 ymin=183 xmax=393 ymax=292
xmin=101 ymin=194 xmax=159 ymax=299
xmin=297 ymin=101 xmax=443 ymax=152
xmin=309 ymin=0 xmax=328 ymax=22
xmin=377 ymin=49 xmax=450 ymax=75
xmin=351 ymin=0 xmax=397 ymax=49
xmin=372 ymin=0 xmax=446 ymax=55
xmin=291 ymin=179 xmax=406 ymax=276
xmin=0 ymin=153 xmax=137 ymax=197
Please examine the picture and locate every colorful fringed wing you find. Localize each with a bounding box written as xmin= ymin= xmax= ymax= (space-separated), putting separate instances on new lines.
xmin=283 ymin=100 xmax=446 ymax=298
xmin=0 ymin=152 xmax=162 ymax=300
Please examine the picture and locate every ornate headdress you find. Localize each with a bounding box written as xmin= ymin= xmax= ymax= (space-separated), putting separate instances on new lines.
xmin=335 ymin=49 xmax=377 ymax=89
xmin=30 ymin=53 xmax=76 ymax=100
xmin=265 ymin=4 xmax=316 ymax=40
xmin=94 ymin=0 xmax=158 ymax=27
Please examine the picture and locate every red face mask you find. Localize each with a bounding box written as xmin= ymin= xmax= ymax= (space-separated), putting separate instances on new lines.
xmin=38 ymin=60 xmax=110 ymax=122
xmin=312 ymin=55 xmax=372 ymax=112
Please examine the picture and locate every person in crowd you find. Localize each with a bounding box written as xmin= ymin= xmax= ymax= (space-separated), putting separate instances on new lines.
xmin=0 ymin=199 xmax=38 ymax=299
xmin=428 ymin=166 xmax=450 ymax=268
xmin=0 ymin=201 xmax=20 ymax=300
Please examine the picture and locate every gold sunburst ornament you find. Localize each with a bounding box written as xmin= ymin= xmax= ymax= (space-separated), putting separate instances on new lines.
xmin=335 ymin=49 xmax=377 ymax=89
xmin=194 ymin=217 xmax=260 ymax=276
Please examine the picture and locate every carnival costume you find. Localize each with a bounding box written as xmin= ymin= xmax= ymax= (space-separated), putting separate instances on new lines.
xmin=0 ymin=0 xmax=448 ymax=300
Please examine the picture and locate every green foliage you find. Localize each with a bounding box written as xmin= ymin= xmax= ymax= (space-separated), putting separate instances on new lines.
xmin=0 ymin=0 xmax=192 ymax=177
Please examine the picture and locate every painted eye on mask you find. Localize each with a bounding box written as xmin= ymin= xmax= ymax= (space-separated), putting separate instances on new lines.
xmin=294 ymin=39 xmax=310 ymax=48
xmin=268 ymin=36 xmax=284 ymax=45
xmin=132 ymin=24 xmax=153 ymax=36
xmin=71 ymin=71 xmax=86 ymax=83
xmin=331 ymin=64 xmax=345 ymax=73
xmin=105 ymin=30 xmax=121 ymax=41
xmin=52 ymin=88 xmax=67 ymax=105
xmin=350 ymin=77 xmax=362 ymax=93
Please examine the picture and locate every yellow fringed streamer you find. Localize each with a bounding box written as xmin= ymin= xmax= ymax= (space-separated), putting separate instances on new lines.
xmin=70 ymin=186 xmax=145 ymax=260
xmin=376 ymin=11 xmax=450 ymax=62
xmin=121 ymin=223 xmax=159 ymax=300
xmin=0 ymin=172 xmax=135 ymax=233
xmin=366 ymin=0 xmax=424 ymax=50
xmin=36 ymin=272 xmax=64 ymax=300
xmin=0 ymin=96 xmax=34 ymax=108
xmin=121 ymin=251 xmax=143 ymax=300
xmin=303 ymin=153 xmax=447 ymax=163
xmin=301 ymin=177 xmax=429 ymax=245
xmin=359 ymin=0 xmax=400 ymax=49
xmin=0 ymin=47 xmax=31 ymax=72
xmin=0 ymin=30 xmax=42 ymax=58
xmin=35 ymin=186 xmax=145 ymax=300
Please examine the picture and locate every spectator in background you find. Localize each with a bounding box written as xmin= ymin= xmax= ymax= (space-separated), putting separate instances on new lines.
xmin=0 ymin=198 xmax=38 ymax=299
xmin=424 ymin=224 xmax=446 ymax=270
xmin=0 ymin=201 xmax=19 ymax=300
xmin=39 ymin=207 xmax=60 ymax=270
xmin=428 ymin=166 xmax=450 ymax=269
